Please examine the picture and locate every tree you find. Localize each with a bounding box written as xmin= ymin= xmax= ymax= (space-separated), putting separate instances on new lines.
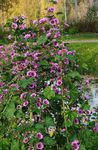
xmin=0 ymin=0 xmax=18 ymax=30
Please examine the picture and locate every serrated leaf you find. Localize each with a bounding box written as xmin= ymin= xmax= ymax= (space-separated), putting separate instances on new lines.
xmin=43 ymin=86 xmax=55 ymax=100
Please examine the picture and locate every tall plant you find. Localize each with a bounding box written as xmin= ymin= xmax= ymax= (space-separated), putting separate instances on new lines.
xmin=0 ymin=6 xmax=98 ymax=150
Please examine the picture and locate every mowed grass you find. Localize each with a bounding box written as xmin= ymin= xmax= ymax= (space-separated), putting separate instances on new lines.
xmin=64 ymin=33 xmax=98 ymax=40
xmin=68 ymin=42 xmax=98 ymax=75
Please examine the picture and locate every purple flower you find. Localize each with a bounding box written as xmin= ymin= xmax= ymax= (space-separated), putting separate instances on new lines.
xmin=50 ymin=19 xmax=55 ymax=26
xmin=29 ymin=82 xmax=37 ymax=89
xmin=23 ymin=137 xmax=29 ymax=144
xmin=61 ymin=128 xmax=66 ymax=132
xmin=56 ymin=79 xmax=62 ymax=86
xmin=85 ymin=79 xmax=90 ymax=85
xmin=54 ymin=32 xmax=60 ymax=38
xmin=23 ymin=100 xmax=29 ymax=107
xmin=50 ymin=18 xmax=59 ymax=26
xmin=27 ymin=70 xmax=37 ymax=77
xmin=33 ymin=20 xmax=38 ymax=25
xmin=64 ymin=58 xmax=69 ymax=65
xmin=48 ymin=7 xmax=55 ymax=12
xmin=43 ymin=99 xmax=49 ymax=105
xmin=24 ymin=34 xmax=31 ymax=39
xmin=71 ymin=140 xmax=80 ymax=150
xmin=93 ymin=123 xmax=98 ymax=132
xmin=53 ymin=41 xmax=59 ymax=47
xmin=19 ymin=24 xmax=26 ymax=30
xmin=12 ymin=23 xmax=18 ymax=29
xmin=46 ymin=32 xmax=51 ymax=38
xmin=74 ymin=118 xmax=79 ymax=124
xmin=0 ymin=82 xmax=4 ymax=87
xmin=31 ymin=93 xmax=36 ymax=97
xmin=39 ymin=18 xmax=48 ymax=24
xmin=20 ymin=92 xmax=27 ymax=99
xmin=36 ymin=132 xmax=43 ymax=140
xmin=36 ymin=142 xmax=44 ymax=150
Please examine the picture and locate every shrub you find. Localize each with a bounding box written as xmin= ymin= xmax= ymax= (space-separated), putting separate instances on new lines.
xmin=0 ymin=8 xmax=98 ymax=150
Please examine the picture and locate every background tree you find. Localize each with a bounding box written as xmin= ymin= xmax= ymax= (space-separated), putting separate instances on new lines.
xmin=0 ymin=0 xmax=18 ymax=30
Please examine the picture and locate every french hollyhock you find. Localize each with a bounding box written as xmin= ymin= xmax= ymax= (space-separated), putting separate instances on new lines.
xmin=0 ymin=7 xmax=98 ymax=150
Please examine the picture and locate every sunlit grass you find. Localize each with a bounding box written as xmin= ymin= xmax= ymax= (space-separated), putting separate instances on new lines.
xmin=68 ymin=42 xmax=98 ymax=75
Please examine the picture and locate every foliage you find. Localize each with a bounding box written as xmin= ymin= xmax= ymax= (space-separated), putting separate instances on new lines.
xmin=0 ymin=6 xmax=98 ymax=150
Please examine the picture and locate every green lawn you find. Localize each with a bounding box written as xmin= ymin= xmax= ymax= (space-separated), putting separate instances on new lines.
xmin=64 ymin=33 xmax=98 ymax=40
xmin=68 ymin=42 xmax=98 ymax=75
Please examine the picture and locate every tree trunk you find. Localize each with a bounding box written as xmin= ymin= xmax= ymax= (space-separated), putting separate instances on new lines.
xmin=64 ymin=0 xmax=67 ymax=22
xmin=74 ymin=0 xmax=78 ymax=22
xmin=1 ymin=0 xmax=4 ymax=31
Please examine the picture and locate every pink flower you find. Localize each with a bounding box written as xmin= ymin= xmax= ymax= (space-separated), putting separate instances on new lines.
xmin=27 ymin=70 xmax=37 ymax=77
xmin=61 ymin=128 xmax=66 ymax=132
xmin=71 ymin=140 xmax=80 ymax=150
xmin=85 ymin=79 xmax=90 ymax=85
xmin=46 ymin=32 xmax=51 ymax=38
xmin=23 ymin=100 xmax=29 ymax=107
xmin=19 ymin=24 xmax=26 ymax=30
xmin=12 ymin=23 xmax=18 ymax=29
xmin=36 ymin=142 xmax=44 ymax=150
xmin=74 ymin=118 xmax=79 ymax=124
xmin=23 ymin=137 xmax=29 ymax=144
xmin=56 ymin=79 xmax=62 ymax=86
xmin=31 ymin=93 xmax=36 ymax=97
xmin=24 ymin=34 xmax=31 ymax=39
xmin=54 ymin=32 xmax=60 ymax=38
xmin=43 ymin=99 xmax=49 ymax=105
xmin=20 ymin=92 xmax=27 ymax=99
xmin=48 ymin=7 xmax=55 ymax=12
xmin=39 ymin=18 xmax=48 ymax=24
xmin=93 ymin=123 xmax=98 ymax=132
xmin=33 ymin=20 xmax=38 ymax=25
xmin=64 ymin=58 xmax=69 ymax=65
xmin=36 ymin=132 xmax=43 ymax=140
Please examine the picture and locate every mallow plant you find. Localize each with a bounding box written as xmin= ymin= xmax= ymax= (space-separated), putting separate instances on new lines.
xmin=0 ymin=7 xmax=98 ymax=150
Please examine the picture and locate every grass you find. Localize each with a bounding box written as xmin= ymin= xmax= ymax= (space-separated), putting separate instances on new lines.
xmin=68 ymin=42 xmax=98 ymax=75
xmin=64 ymin=33 xmax=98 ymax=40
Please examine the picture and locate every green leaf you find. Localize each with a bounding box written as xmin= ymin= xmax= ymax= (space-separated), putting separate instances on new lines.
xmin=43 ymin=86 xmax=55 ymax=100
xmin=18 ymin=78 xmax=33 ymax=89
xmin=44 ymin=137 xmax=56 ymax=146
xmin=67 ymin=71 xmax=81 ymax=79
xmin=79 ymin=145 xmax=86 ymax=150
xmin=4 ymin=102 xmax=15 ymax=119
xmin=11 ymin=140 xmax=19 ymax=150
xmin=35 ymin=124 xmax=44 ymax=131
xmin=45 ymin=116 xmax=54 ymax=127
xmin=64 ymin=120 xmax=73 ymax=127
xmin=39 ymin=60 xmax=50 ymax=69
xmin=0 ymin=139 xmax=9 ymax=150
xmin=37 ymin=35 xmax=47 ymax=45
